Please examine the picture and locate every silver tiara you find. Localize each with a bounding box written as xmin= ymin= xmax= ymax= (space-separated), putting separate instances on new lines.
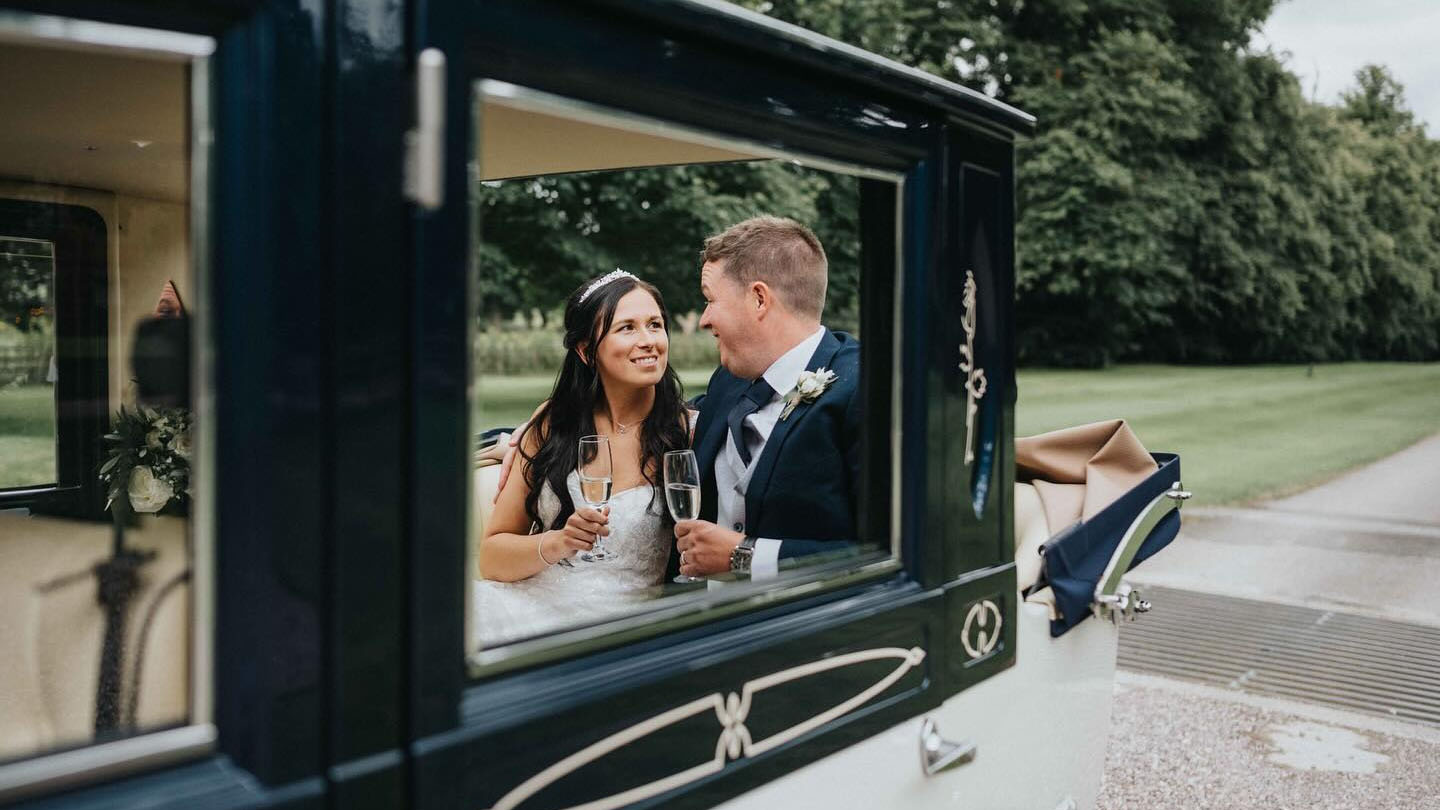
xmin=579 ymin=268 xmax=639 ymax=303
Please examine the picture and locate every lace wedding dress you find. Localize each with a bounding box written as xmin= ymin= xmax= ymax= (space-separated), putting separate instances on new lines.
xmin=472 ymin=471 xmax=672 ymax=647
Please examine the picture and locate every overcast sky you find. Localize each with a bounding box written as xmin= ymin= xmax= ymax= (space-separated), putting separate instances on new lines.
xmin=1257 ymin=0 xmax=1440 ymax=132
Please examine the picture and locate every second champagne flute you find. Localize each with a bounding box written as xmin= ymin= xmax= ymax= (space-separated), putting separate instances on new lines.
xmin=576 ymin=434 xmax=615 ymax=562
xmin=664 ymin=449 xmax=703 ymax=583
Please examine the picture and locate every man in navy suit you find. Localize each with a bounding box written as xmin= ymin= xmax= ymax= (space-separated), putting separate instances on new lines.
xmin=673 ymin=216 xmax=862 ymax=580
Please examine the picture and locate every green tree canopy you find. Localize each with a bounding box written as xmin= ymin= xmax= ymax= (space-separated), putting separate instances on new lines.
xmin=475 ymin=0 xmax=1440 ymax=365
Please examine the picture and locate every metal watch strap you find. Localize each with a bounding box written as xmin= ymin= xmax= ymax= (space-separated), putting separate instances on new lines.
xmin=730 ymin=535 xmax=757 ymax=572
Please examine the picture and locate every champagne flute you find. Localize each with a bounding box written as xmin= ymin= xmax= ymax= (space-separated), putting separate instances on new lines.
xmin=577 ymin=435 xmax=615 ymax=562
xmin=664 ymin=449 xmax=703 ymax=583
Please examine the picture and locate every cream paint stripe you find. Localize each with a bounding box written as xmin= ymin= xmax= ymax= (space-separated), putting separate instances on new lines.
xmin=488 ymin=647 xmax=926 ymax=810
xmin=743 ymin=647 xmax=926 ymax=756
xmin=490 ymin=694 xmax=725 ymax=810
xmin=738 ymin=647 xmax=923 ymax=720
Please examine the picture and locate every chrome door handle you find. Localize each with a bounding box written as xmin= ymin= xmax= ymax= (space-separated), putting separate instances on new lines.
xmin=919 ymin=717 xmax=976 ymax=776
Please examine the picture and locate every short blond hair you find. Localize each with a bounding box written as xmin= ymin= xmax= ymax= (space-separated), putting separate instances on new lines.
xmin=701 ymin=216 xmax=827 ymax=320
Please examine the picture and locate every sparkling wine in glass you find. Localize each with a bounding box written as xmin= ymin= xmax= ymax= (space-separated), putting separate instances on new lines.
xmin=664 ymin=449 xmax=703 ymax=583
xmin=577 ymin=435 xmax=615 ymax=562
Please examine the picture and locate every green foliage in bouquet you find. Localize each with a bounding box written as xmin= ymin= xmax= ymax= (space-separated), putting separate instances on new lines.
xmin=99 ymin=405 xmax=193 ymax=516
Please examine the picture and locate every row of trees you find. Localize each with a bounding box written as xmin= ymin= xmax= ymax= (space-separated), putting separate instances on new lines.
xmin=474 ymin=161 xmax=862 ymax=333
xmin=475 ymin=0 xmax=1439 ymax=366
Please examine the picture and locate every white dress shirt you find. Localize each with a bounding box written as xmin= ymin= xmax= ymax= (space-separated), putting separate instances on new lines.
xmin=715 ymin=326 xmax=826 ymax=579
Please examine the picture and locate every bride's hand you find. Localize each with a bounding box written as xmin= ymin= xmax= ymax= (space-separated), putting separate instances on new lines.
xmin=547 ymin=506 xmax=610 ymax=560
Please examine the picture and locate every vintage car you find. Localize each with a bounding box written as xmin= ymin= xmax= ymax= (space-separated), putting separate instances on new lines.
xmin=0 ymin=1 xmax=1182 ymax=808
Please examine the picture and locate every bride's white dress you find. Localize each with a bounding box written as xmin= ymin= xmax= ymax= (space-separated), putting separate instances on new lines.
xmin=472 ymin=471 xmax=671 ymax=647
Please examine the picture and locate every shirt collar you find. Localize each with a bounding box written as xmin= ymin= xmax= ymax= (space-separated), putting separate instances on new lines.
xmin=760 ymin=326 xmax=827 ymax=397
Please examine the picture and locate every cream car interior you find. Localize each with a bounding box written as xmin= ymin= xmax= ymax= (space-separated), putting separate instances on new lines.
xmin=0 ymin=37 xmax=194 ymax=760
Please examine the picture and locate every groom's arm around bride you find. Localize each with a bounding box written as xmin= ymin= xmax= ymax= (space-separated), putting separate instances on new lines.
xmin=672 ymin=216 xmax=863 ymax=581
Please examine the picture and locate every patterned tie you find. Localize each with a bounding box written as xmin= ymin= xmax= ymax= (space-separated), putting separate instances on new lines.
xmin=727 ymin=378 xmax=776 ymax=466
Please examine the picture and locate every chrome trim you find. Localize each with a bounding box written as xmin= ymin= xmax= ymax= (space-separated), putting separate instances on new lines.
xmin=405 ymin=49 xmax=447 ymax=210
xmin=1165 ymin=483 xmax=1193 ymax=502
xmin=188 ymin=44 xmax=217 ymax=737
xmin=0 ymin=12 xmax=214 ymax=59
xmin=468 ymin=82 xmax=909 ymax=672
xmin=1092 ymin=481 xmax=1185 ymax=622
xmin=0 ymin=725 xmax=217 ymax=803
xmin=0 ymin=14 xmax=218 ymax=799
xmin=918 ymin=717 xmax=976 ymax=777
xmin=463 ymin=79 xmax=485 ymax=663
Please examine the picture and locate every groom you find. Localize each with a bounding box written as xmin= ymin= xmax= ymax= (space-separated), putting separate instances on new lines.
xmin=672 ymin=216 xmax=861 ymax=580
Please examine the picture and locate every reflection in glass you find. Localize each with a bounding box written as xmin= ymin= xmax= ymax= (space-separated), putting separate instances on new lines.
xmin=469 ymin=85 xmax=889 ymax=659
xmin=0 ymin=236 xmax=57 ymax=488
xmin=0 ymin=28 xmax=200 ymax=768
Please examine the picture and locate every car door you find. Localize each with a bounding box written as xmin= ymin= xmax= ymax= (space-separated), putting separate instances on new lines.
xmin=401 ymin=2 xmax=1034 ymax=809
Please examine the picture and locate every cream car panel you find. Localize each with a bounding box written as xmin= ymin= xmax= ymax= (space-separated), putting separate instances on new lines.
xmin=715 ymin=602 xmax=1118 ymax=810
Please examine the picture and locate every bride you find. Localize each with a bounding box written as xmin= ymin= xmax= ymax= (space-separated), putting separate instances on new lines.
xmin=474 ymin=270 xmax=691 ymax=647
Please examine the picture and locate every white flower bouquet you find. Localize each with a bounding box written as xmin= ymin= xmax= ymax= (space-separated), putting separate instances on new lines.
xmin=99 ymin=405 xmax=193 ymax=516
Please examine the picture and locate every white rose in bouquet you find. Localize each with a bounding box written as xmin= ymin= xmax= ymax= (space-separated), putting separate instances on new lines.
xmin=128 ymin=465 xmax=175 ymax=513
xmin=171 ymin=430 xmax=193 ymax=460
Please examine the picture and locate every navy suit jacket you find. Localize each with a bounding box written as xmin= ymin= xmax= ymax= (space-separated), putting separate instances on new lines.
xmin=667 ymin=329 xmax=862 ymax=578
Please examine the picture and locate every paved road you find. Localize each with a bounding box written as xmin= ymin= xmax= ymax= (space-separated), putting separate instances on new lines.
xmin=1127 ymin=433 xmax=1440 ymax=625
xmin=1268 ymin=433 xmax=1440 ymax=526
xmin=1100 ymin=433 xmax=1440 ymax=808
xmin=1099 ymin=673 xmax=1440 ymax=810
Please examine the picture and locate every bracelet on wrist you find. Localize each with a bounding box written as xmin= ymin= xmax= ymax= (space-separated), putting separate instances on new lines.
xmin=537 ymin=533 xmax=558 ymax=565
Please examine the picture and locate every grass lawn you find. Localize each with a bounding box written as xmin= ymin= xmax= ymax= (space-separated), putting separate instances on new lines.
xmin=6 ymin=365 xmax=1437 ymax=506
xmin=0 ymin=385 xmax=57 ymax=488
xmin=477 ymin=362 xmax=1440 ymax=506
xmin=1015 ymin=363 xmax=1440 ymax=505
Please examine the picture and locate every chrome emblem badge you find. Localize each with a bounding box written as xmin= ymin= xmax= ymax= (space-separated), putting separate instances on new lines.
xmin=961 ymin=599 xmax=1002 ymax=659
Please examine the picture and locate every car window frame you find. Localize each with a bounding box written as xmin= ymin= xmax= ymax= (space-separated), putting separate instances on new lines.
xmin=464 ymin=79 xmax=910 ymax=676
xmin=0 ymin=13 xmax=218 ymax=803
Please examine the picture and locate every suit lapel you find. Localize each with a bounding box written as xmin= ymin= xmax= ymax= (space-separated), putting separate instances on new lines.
xmin=744 ymin=330 xmax=843 ymax=527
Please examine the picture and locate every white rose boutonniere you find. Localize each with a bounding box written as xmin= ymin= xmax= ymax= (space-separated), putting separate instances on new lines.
xmin=128 ymin=465 xmax=175 ymax=513
xmin=780 ymin=368 xmax=837 ymax=420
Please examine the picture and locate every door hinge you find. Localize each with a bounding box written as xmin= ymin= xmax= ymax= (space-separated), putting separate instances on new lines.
xmin=404 ymin=48 xmax=446 ymax=211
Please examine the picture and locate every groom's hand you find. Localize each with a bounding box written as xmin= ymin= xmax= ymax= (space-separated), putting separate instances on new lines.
xmin=674 ymin=520 xmax=742 ymax=577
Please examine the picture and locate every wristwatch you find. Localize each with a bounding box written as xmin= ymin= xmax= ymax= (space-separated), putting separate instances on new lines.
xmin=729 ymin=535 xmax=757 ymax=573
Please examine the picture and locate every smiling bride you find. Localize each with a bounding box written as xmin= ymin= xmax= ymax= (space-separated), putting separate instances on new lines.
xmin=473 ymin=270 xmax=692 ymax=646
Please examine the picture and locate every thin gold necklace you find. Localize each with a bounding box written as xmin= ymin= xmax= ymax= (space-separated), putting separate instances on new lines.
xmin=610 ymin=413 xmax=645 ymax=435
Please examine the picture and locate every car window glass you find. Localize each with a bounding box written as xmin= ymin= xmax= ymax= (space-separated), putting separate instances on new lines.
xmin=467 ymin=82 xmax=896 ymax=663
xmin=0 ymin=20 xmax=209 ymax=778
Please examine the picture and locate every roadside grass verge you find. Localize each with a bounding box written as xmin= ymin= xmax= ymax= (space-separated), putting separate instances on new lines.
xmin=1015 ymin=363 xmax=1440 ymax=505
xmin=478 ymin=362 xmax=1440 ymax=506
xmin=6 ymin=364 xmax=1436 ymax=506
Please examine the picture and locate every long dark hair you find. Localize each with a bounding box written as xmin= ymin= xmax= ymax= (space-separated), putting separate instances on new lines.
xmin=520 ymin=273 xmax=689 ymax=530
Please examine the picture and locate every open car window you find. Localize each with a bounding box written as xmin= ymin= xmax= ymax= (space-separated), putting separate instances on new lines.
xmin=467 ymin=82 xmax=901 ymax=666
